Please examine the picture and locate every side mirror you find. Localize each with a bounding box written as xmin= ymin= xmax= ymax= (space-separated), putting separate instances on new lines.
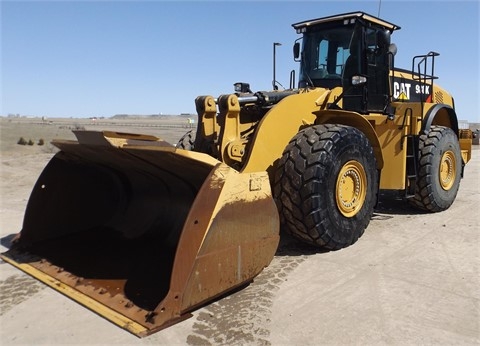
xmin=293 ymin=42 xmax=300 ymax=60
xmin=377 ymin=30 xmax=391 ymax=49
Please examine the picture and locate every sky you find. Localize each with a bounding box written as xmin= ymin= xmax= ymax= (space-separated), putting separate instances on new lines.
xmin=1 ymin=0 xmax=479 ymax=122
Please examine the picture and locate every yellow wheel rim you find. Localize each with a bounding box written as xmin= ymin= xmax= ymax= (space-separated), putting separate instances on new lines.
xmin=336 ymin=160 xmax=367 ymax=217
xmin=439 ymin=150 xmax=456 ymax=190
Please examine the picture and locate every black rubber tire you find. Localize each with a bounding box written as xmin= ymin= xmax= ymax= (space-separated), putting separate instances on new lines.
xmin=176 ymin=130 xmax=195 ymax=150
xmin=409 ymin=125 xmax=462 ymax=212
xmin=273 ymin=124 xmax=378 ymax=250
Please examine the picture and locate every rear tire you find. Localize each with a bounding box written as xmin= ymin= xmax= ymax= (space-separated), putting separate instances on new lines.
xmin=273 ymin=124 xmax=378 ymax=250
xmin=409 ymin=126 xmax=462 ymax=212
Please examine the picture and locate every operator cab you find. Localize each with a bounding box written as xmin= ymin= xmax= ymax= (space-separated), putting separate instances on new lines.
xmin=293 ymin=12 xmax=400 ymax=114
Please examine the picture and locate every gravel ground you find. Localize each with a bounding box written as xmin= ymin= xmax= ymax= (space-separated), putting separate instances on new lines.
xmin=1 ymin=118 xmax=478 ymax=345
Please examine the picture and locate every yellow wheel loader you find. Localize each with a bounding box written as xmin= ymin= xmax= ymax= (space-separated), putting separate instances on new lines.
xmin=1 ymin=12 xmax=472 ymax=336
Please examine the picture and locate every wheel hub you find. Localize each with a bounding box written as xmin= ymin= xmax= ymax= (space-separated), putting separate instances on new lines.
xmin=336 ymin=160 xmax=367 ymax=217
xmin=439 ymin=150 xmax=456 ymax=190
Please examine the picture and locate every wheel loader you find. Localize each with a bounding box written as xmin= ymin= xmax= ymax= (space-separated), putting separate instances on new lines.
xmin=1 ymin=12 xmax=473 ymax=336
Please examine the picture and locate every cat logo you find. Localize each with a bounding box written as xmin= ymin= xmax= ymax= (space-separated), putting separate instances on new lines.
xmin=393 ymin=82 xmax=411 ymax=100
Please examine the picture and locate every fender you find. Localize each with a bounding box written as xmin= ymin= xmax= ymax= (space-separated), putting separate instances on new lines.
xmin=421 ymin=104 xmax=459 ymax=135
xmin=314 ymin=109 xmax=384 ymax=170
xmin=241 ymin=88 xmax=330 ymax=176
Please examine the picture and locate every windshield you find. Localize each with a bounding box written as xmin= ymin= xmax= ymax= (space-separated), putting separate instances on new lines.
xmin=299 ymin=26 xmax=356 ymax=88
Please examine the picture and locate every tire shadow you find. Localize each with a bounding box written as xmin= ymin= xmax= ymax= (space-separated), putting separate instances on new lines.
xmin=275 ymin=190 xmax=428 ymax=256
xmin=275 ymin=229 xmax=328 ymax=257
xmin=374 ymin=190 xmax=426 ymax=216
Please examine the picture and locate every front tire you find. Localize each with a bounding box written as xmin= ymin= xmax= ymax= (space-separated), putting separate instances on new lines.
xmin=176 ymin=130 xmax=196 ymax=150
xmin=274 ymin=124 xmax=378 ymax=250
xmin=409 ymin=126 xmax=462 ymax=212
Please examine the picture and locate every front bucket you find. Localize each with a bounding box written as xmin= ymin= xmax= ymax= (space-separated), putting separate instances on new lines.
xmin=1 ymin=131 xmax=280 ymax=336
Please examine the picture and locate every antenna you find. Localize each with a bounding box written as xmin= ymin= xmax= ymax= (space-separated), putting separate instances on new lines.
xmin=377 ymin=0 xmax=382 ymax=17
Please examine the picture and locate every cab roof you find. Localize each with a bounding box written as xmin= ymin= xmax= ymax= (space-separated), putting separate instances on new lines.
xmin=292 ymin=11 xmax=401 ymax=33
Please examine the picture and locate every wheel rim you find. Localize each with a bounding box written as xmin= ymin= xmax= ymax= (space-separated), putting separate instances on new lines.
xmin=336 ymin=160 xmax=367 ymax=217
xmin=439 ymin=150 xmax=456 ymax=190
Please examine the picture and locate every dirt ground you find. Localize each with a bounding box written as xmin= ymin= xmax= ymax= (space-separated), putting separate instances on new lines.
xmin=0 ymin=117 xmax=478 ymax=345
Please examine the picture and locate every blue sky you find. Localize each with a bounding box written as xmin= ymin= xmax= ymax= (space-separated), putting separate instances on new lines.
xmin=1 ymin=0 xmax=479 ymax=122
